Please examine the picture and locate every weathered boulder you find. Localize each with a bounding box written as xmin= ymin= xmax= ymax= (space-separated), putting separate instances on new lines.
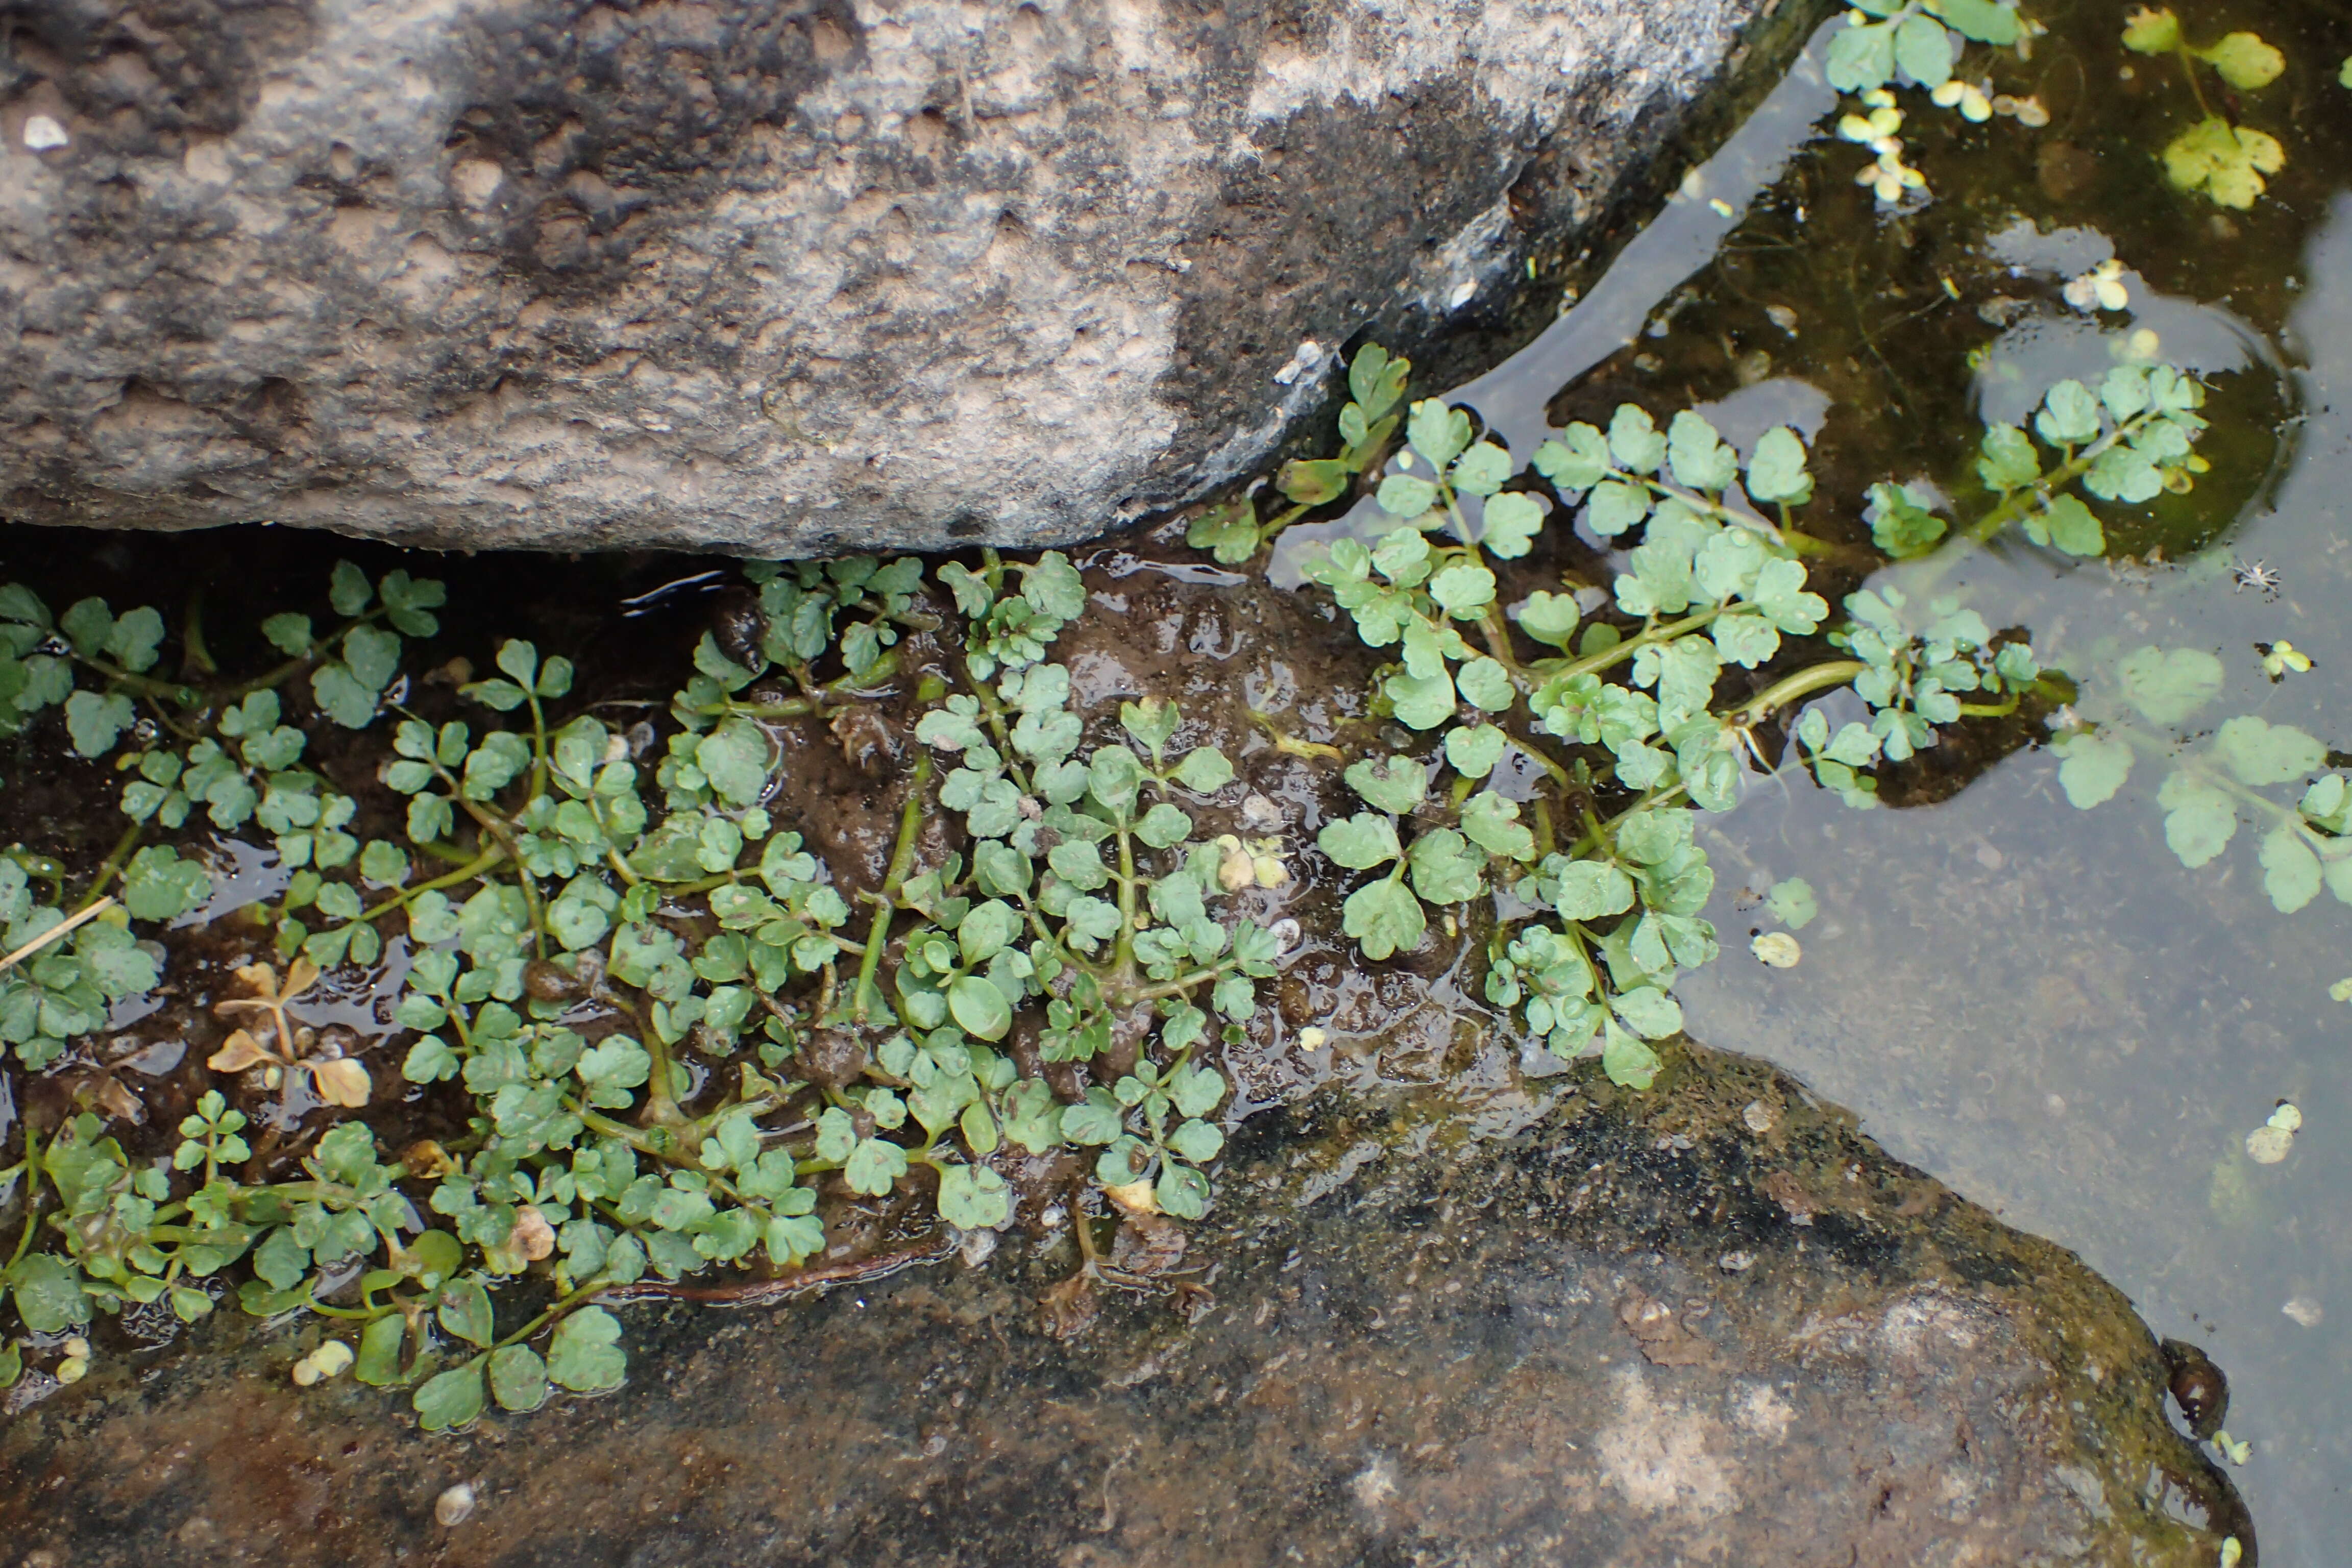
xmin=0 ymin=0 xmax=1783 ymax=553
xmin=0 ymin=1045 xmax=2250 ymax=1566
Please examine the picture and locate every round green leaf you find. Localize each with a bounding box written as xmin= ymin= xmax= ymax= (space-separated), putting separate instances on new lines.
xmin=488 ymin=1344 xmax=549 ymax=1412
xmin=1342 ymin=878 xmax=1426 ymax=961
xmin=2116 ymin=646 xmax=2224 ymax=725
xmin=1155 ymin=1162 xmax=1211 ymax=1220
xmin=1444 ymin=725 xmax=1508 ymax=780
xmin=413 ymin=1361 xmax=486 ymax=1432
xmin=937 ymin=1163 xmax=1012 ymax=1231
xmin=1318 ymin=812 xmax=1402 ymax=870
xmin=947 ymin=975 xmax=1013 ymax=1041
xmin=2053 ymin=734 xmax=2133 ymax=808
xmin=547 ymin=1306 xmax=627 ymax=1393
xmin=1167 ymin=1118 xmax=1224 ymax=1164
xmin=2260 ymin=827 xmax=2322 ymax=913
xmin=1743 ymin=426 xmax=1812 ymax=504
xmin=1345 ymin=754 xmax=1428 ymax=813
xmin=2215 ymin=716 xmax=2325 ymax=787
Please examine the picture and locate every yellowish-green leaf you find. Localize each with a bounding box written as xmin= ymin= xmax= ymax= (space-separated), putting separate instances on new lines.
xmin=2163 ymin=118 xmax=2285 ymax=210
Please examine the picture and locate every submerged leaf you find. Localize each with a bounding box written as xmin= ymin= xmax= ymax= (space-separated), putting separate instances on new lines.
xmin=2195 ymin=33 xmax=2283 ymax=92
xmin=2163 ymin=118 xmax=2286 ymax=210
xmin=2116 ymin=646 xmax=2224 ymax=725
xmin=2053 ymin=733 xmax=2133 ymax=808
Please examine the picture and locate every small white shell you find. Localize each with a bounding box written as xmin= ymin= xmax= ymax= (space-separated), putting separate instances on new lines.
xmin=2267 ymin=1102 xmax=2302 ymax=1133
xmin=435 ymin=1482 xmax=478 ymax=1527
xmin=2245 ymin=1125 xmax=2294 ymax=1165
xmin=1751 ymin=932 xmax=1801 ymax=968
xmin=22 ymin=115 xmax=68 ymax=151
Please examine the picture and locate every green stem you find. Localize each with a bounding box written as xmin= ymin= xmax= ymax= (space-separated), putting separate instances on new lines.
xmin=1734 ymin=660 xmax=1868 ymax=725
xmin=8 ymin=1123 xmax=44 ymax=1268
xmin=454 ymin=797 xmax=546 ymax=954
xmin=222 ymin=610 xmax=381 ymax=701
xmin=1113 ymin=819 xmax=1139 ymax=980
xmin=69 ymin=653 xmax=199 ymax=706
xmin=181 ymin=592 xmax=218 ymax=679
xmin=360 ymin=845 xmax=505 ymax=922
xmin=2095 ymin=721 xmax=2315 ymax=838
xmin=2173 ymin=42 xmax=2214 ymax=118
xmin=1547 ymin=607 xmax=1724 ymax=684
xmin=847 ymin=753 xmax=933 ymax=1024
xmin=492 ymin=1276 xmax=618 ymax=1352
xmin=71 ymin=822 xmax=144 ymax=911
xmin=1256 ymin=500 xmax=1312 ymax=551
xmin=1913 ymin=408 xmax=2170 ymax=590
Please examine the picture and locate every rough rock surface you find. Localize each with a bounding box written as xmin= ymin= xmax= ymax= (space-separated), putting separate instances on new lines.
xmin=0 ymin=1045 xmax=2250 ymax=1566
xmin=0 ymin=0 xmax=1784 ymax=553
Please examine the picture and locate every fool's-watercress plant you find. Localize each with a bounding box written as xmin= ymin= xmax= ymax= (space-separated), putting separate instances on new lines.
xmin=0 ymin=548 xmax=1261 ymax=1429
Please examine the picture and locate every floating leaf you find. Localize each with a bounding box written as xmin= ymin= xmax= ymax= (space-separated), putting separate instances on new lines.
xmin=547 ymin=1306 xmax=627 ymax=1392
xmin=488 ymin=1345 xmax=549 ymax=1412
xmin=1345 ymin=755 xmax=1427 ymax=814
xmin=413 ymin=1361 xmax=486 ymax=1432
xmin=1744 ymin=426 xmax=1812 ymax=505
xmin=1342 ymin=878 xmax=1425 ymax=961
xmin=1892 ymin=14 xmax=1953 ymax=87
xmin=1765 ymin=878 xmax=1818 ymax=930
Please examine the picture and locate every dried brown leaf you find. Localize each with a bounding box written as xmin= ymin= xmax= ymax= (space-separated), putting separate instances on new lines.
xmin=308 ymin=1057 xmax=372 ymax=1109
xmin=206 ymin=1029 xmax=277 ymax=1074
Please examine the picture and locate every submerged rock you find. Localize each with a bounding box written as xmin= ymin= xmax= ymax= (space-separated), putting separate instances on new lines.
xmin=0 ymin=1044 xmax=2249 ymax=1565
xmin=0 ymin=0 xmax=1786 ymax=553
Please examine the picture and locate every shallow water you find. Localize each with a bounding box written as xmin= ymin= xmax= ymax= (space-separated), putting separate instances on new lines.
xmin=1427 ymin=2 xmax=2352 ymax=1558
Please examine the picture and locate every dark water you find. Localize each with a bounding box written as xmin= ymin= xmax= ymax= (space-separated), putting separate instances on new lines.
xmin=1406 ymin=2 xmax=2352 ymax=1559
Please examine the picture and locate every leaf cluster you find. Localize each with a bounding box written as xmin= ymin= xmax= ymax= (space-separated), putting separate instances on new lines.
xmin=1188 ymin=345 xmax=1413 ymax=564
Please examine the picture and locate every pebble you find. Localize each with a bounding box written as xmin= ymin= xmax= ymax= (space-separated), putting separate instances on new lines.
xmin=1718 ymin=1251 xmax=1755 ymax=1273
xmin=435 ymin=1482 xmax=477 ymax=1527
xmin=1741 ymin=1100 xmax=1776 ymax=1135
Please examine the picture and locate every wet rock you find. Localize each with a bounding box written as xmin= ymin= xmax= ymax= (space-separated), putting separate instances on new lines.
xmin=0 ymin=0 xmax=1789 ymax=553
xmin=0 ymin=1045 xmax=2249 ymax=1565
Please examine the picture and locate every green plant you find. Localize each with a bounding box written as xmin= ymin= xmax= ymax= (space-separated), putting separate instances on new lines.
xmin=1822 ymin=1 xmax=2042 ymax=205
xmin=1187 ymin=345 xmax=1410 ymax=564
xmin=1221 ymin=326 xmax=2223 ymax=1088
xmin=0 ymin=866 xmax=162 ymax=1072
xmin=0 ymin=542 xmax=1273 ymax=1428
xmin=2053 ymin=644 xmax=2351 ymax=914
xmin=2122 ymin=8 xmax=2288 ymax=209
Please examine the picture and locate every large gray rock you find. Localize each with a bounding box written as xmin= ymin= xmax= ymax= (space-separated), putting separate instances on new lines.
xmin=0 ymin=1046 xmax=2251 ymax=1566
xmin=0 ymin=0 xmax=1775 ymax=553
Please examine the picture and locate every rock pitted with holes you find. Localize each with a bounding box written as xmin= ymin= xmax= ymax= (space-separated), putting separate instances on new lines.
xmin=0 ymin=0 xmax=1778 ymax=551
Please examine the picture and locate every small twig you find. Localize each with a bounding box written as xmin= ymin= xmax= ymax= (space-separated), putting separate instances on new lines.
xmin=0 ymin=896 xmax=118 ymax=975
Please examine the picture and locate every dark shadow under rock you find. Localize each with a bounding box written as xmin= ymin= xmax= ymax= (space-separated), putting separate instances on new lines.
xmin=0 ymin=1043 xmax=2249 ymax=1566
